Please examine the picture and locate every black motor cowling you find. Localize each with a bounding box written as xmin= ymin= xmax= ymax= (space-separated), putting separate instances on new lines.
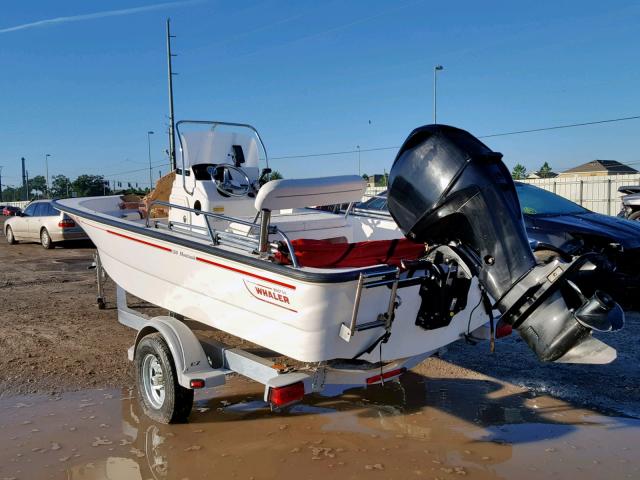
xmin=388 ymin=125 xmax=623 ymax=364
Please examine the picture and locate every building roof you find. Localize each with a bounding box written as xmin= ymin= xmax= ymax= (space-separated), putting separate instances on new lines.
xmin=527 ymin=171 xmax=558 ymax=179
xmin=561 ymin=159 xmax=638 ymax=175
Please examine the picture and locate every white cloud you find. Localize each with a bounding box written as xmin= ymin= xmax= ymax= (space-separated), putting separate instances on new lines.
xmin=0 ymin=0 xmax=202 ymax=34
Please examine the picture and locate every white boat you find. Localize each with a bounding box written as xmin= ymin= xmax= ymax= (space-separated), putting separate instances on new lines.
xmin=57 ymin=121 xmax=490 ymax=364
xmin=56 ymin=121 xmax=623 ymax=423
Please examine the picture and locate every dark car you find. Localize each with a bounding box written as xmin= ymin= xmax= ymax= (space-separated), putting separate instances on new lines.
xmin=2 ymin=206 xmax=22 ymax=216
xmin=617 ymin=185 xmax=640 ymax=221
xmin=355 ymin=184 xmax=640 ymax=307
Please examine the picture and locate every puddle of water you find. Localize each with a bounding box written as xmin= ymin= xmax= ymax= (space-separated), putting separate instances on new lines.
xmin=0 ymin=374 xmax=639 ymax=480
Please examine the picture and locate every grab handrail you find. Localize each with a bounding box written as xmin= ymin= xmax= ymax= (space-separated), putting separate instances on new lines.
xmin=145 ymin=199 xmax=300 ymax=268
xmin=175 ymin=120 xmax=269 ymax=196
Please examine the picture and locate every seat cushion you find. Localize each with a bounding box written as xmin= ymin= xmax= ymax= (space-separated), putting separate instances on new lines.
xmin=269 ymin=210 xmax=347 ymax=232
xmin=276 ymin=237 xmax=425 ymax=268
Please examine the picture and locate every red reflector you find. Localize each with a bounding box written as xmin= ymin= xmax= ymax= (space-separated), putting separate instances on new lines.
xmin=189 ymin=379 xmax=205 ymax=389
xmin=268 ymin=381 xmax=305 ymax=407
xmin=58 ymin=219 xmax=75 ymax=228
xmin=366 ymin=367 xmax=406 ymax=385
xmin=496 ymin=323 xmax=513 ymax=338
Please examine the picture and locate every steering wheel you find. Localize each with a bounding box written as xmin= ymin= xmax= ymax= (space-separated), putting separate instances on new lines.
xmin=208 ymin=164 xmax=251 ymax=197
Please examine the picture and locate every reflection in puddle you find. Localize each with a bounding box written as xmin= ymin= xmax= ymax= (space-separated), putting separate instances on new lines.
xmin=68 ymin=457 xmax=143 ymax=480
xmin=1 ymin=372 xmax=639 ymax=480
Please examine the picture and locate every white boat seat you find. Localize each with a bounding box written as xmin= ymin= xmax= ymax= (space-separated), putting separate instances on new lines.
xmin=254 ymin=175 xmax=366 ymax=211
xmin=228 ymin=209 xmax=350 ymax=241
xmin=270 ymin=209 xmax=346 ymax=232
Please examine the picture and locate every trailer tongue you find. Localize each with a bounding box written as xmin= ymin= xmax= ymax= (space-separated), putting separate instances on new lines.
xmin=387 ymin=124 xmax=623 ymax=364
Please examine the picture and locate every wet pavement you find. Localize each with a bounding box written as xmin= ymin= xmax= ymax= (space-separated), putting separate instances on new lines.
xmin=2 ymin=366 xmax=640 ymax=480
xmin=443 ymin=312 xmax=640 ymax=419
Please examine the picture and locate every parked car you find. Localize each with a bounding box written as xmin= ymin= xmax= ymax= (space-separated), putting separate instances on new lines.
xmin=2 ymin=205 xmax=22 ymax=216
xmin=4 ymin=200 xmax=88 ymax=249
xmin=617 ymin=185 xmax=640 ymax=221
xmin=354 ymin=183 xmax=640 ymax=308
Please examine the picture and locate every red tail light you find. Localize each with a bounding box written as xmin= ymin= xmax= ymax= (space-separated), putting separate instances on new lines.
xmin=268 ymin=381 xmax=305 ymax=407
xmin=189 ymin=379 xmax=205 ymax=389
xmin=58 ymin=219 xmax=75 ymax=228
xmin=366 ymin=367 xmax=406 ymax=385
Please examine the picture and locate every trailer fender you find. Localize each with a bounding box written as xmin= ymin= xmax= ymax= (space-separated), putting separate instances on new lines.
xmin=131 ymin=316 xmax=226 ymax=389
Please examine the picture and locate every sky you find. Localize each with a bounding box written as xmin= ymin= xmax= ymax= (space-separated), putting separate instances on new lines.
xmin=1 ymin=0 xmax=639 ymax=189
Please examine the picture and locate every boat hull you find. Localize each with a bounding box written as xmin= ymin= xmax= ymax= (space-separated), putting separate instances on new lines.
xmin=61 ymin=198 xmax=488 ymax=363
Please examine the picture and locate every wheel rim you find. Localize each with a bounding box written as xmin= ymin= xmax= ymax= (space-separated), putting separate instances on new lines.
xmin=7 ymin=228 xmax=13 ymax=243
xmin=142 ymin=354 xmax=166 ymax=409
xmin=41 ymin=230 xmax=49 ymax=247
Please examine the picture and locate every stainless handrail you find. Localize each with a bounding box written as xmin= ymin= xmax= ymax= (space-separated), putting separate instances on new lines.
xmin=146 ymin=200 xmax=275 ymax=231
xmin=175 ymin=120 xmax=269 ymax=196
xmin=344 ymin=267 xmax=401 ymax=341
xmin=145 ymin=199 xmax=300 ymax=269
xmin=350 ymin=208 xmax=393 ymax=221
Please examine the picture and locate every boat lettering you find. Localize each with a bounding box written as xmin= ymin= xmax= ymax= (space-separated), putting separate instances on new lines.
xmin=254 ymin=286 xmax=290 ymax=304
xmin=179 ymin=251 xmax=196 ymax=260
xmin=243 ymin=280 xmax=297 ymax=312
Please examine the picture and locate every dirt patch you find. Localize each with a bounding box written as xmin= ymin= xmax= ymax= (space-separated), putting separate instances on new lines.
xmin=0 ymin=219 xmax=134 ymax=396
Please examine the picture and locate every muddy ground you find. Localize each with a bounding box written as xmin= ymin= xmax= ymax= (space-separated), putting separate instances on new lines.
xmin=1 ymin=217 xmax=640 ymax=479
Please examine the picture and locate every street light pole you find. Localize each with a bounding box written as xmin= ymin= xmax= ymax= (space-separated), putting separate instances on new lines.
xmin=45 ymin=154 xmax=51 ymax=197
xmin=433 ymin=65 xmax=444 ymax=124
xmin=147 ymin=131 xmax=155 ymax=190
xmin=357 ymin=145 xmax=361 ymax=176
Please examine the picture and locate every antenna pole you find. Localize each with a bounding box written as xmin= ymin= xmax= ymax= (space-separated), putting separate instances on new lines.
xmin=21 ymin=157 xmax=27 ymax=201
xmin=166 ymin=18 xmax=177 ymax=171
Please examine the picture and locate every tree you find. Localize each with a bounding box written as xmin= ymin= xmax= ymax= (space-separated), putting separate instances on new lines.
xmin=362 ymin=174 xmax=369 ymax=182
xmin=30 ymin=175 xmax=47 ymax=198
xmin=538 ymin=162 xmax=553 ymax=178
xmin=1 ymin=185 xmax=20 ymax=202
xmin=269 ymin=170 xmax=284 ymax=181
xmin=51 ymin=175 xmax=72 ymax=198
xmin=511 ymin=164 xmax=527 ymax=180
xmin=72 ymin=174 xmax=111 ymax=197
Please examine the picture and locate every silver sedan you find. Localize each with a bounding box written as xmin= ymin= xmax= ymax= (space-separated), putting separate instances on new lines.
xmin=4 ymin=200 xmax=88 ymax=249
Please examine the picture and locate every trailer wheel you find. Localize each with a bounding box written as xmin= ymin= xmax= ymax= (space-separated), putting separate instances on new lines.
xmin=135 ymin=333 xmax=194 ymax=424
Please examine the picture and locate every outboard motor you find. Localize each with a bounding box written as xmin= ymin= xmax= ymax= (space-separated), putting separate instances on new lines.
xmin=388 ymin=125 xmax=623 ymax=364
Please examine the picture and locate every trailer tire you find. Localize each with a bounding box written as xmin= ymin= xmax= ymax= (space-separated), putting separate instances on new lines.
xmin=135 ymin=333 xmax=194 ymax=424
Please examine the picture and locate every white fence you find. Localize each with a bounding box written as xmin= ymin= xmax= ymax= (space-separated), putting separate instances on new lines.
xmin=2 ymin=200 xmax=30 ymax=209
xmin=364 ymin=186 xmax=387 ymax=199
xmin=364 ymin=174 xmax=640 ymax=216
xmin=520 ymin=174 xmax=640 ymax=216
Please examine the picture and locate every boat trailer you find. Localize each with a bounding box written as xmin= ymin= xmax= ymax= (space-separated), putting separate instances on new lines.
xmin=92 ymin=253 xmax=428 ymax=423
